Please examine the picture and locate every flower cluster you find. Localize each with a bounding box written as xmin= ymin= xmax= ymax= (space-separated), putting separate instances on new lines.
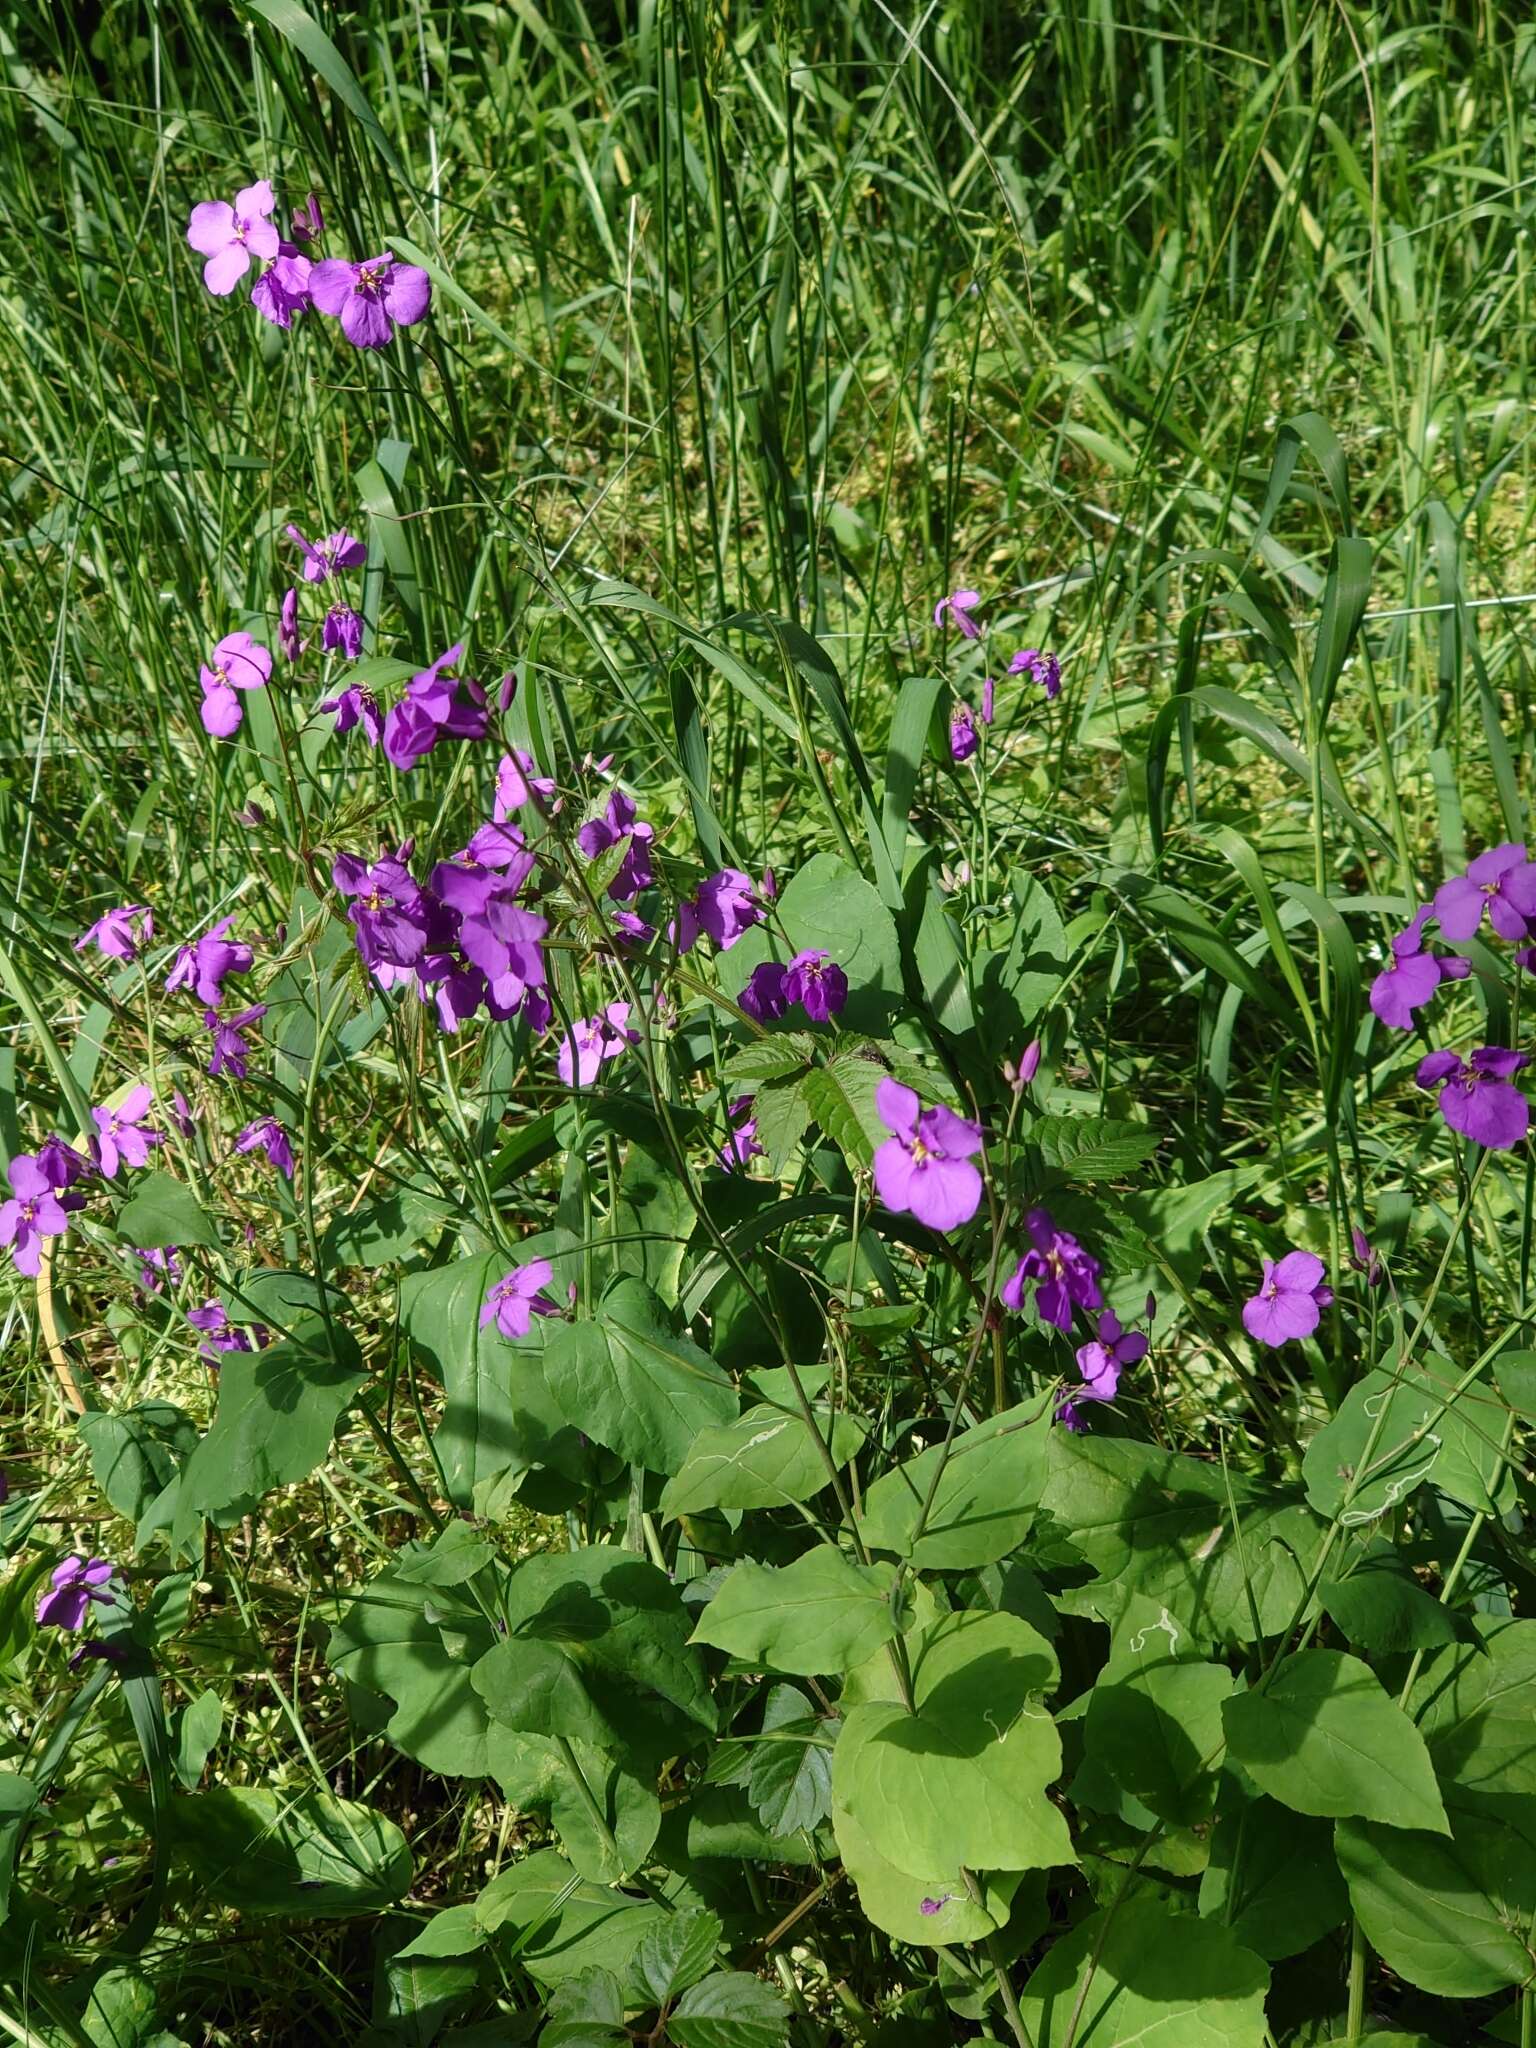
xmin=186 ymin=180 xmax=430 ymax=349
xmin=932 ymin=587 xmax=1061 ymax=761
xmin=738 ymin=951 xmax=849 ymax=1024
xmin=164 ymin=916 xmax=265 ymax=1080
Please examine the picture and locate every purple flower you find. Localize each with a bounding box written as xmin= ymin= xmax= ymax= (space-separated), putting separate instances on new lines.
xmin=36 ymin=1556 xmax=114 ymax=1630
xmin=199 ymin=631 xmax=271 ymax=740
xmin=739 ymin=962 xmax=790 ymax=1023
xmin=693 ymin=869 xmax=767 ymax=952
xmin=36 ymin=1136 xmax=93 ymax=1191
xmin=783 ymin=949 xmax=848 ymax=1022
xmin=458 ymin=891 xmax=548 ymax=1003
xmin=1001 ymin=1207 xmax=1103 ymax=1331
xmin=186 ymin=180 xmax=279 ymax=295
xmin=320 ymin=681 xmax=384 ymax=746
xmin=250 ymin=245 xmax=312 ymax=327
xmin=1072 ymin=1308 xmax=1148 ymax=1407
xmin=136 ymin=1245 xmax=181 ymax=1293
xmin=1433 ymin=843 xmax=1536 ymax=944
xmin=205 ymin=1003 xmax=268 ymax=1080
xmin=950 ymin=705 xmax=979 ymax=763
xmin=872 ymin=1078 xmax=984 ymax=1231
xmin=381 ymin=644 xmax=488 ymax=771
xmin=1369 ymin=907 xmax=1471 ymax=1029
xmin=165 ymin=917 xmax=252 ymax=1006
xmin=76 ymin=904 xmax=153 ymax=963
xmin=234 ymin=1117 xmax=294 ymax=1178
xmin=557 ymin=1003 xmax=639 ymax=1088
xmin=91 ymin=1086 xmax=161 ymax=1179
xmin=1006 ymin=1039 xmax=1042 ymax=1091
xmin=333 ymin=854 xmax=428 ymax=969
xmin=495 ymin=749 xmax=556 ymax=819
xmin=188 ymin=1299 xmax=261 ymax=1360
xmin=1008 ymin=647 xmax=1061 ymax=699
xmin=577 ymin=788 xmax=655 ymax=900
xmin=287 ymin=525 xmax=366 ymax=584
xmin=291 ymin=193 xmax=324 ymax=244
xmin=919 ymin=1895 xmax=954 ymax=1917
xmin=981 ymin=677 xmax=996 ymax=725
xmin=480 ymin=1259 xmax=559 ymax=1340
xmin=0 ymin=1155 xmax=71 ymax=1277
xmin=309 ymin=252 xmax=431 ymax=349
xmin=279 ymin=588 xmax=303 ymax=664
xmin=1415 ymin=1046 xmax=1532 ymax=1149
xmin=933 ymin=590 xmax=982 ymax=639
xmin=1242 ymin=1250 xmax=1332 ymax=1348
xmin=322 ymin=604 xmax=365 ymax=659
xmin=1349 ymin=1228 xmax=1383 ymax=1288
xmin=718 ymin=1098 xmax=763 ymax=1173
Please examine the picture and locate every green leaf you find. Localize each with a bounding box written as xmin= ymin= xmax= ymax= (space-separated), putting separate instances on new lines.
xmin=474 ymin=1848 xmax=666 ymax=1987
xmin=393 ymin=1905 xmax=486 ymax=1959
xmin=802 ymin=1051 xmax=891 ymax=1168
xmin=749 ymin=1073 xmax=813 ymax=1174
xmin=178 ymin=1320 xmax=365 ymax=1523
xmin=0 ymin=1772 xmax=36 ymax=1927
xmin=1494 ymin=1347 xmax=1536 ymax=1418
xmin=1108 ymin=869 xmax=1288 ymax=1019
xmin=633 ymin=1905 xmax=722 ymax=2006
xmin=326 ymin=1559 xmax=501 ymax=1777
xmin=611 ymin=1132 xmax=695 ymax=1303
xmin=691 ymin=1550 xmax=901 ymax=1676
xmin=1319 ymin=1546 xmax=1460 ymax=1655
xmin=744 ymin=1690 xmax=835 ymax=1838
xmin=1084 ymin=1628 xmax=1235 ymax=1825
xmin=79 ymin=1402 xmax=195 ymax=1523
xmin=549 ymin=1749 xmax=660 ymax=1884
xmin=473 ymin=1546 xmax=715 ymax=1766
xmin=1033 ymin=1115 xmax=1161 ymax=1183
xmin=1304 ymin=1355 xmax=1512 ymax=1522
xmin=114 ymin=1169 xmax=219 ymax=1249
xmin=162 ymin=1786 xmax=410 ymax=1915
xmin=831 ymin=1777 xmax=1023 ymax=1945
xmin=660 ymin=1403 xmax=866 ymax=1517
xmin=322 ymin=1179 xmax=455 ymax=1266
xmin=833 ymin=1610 xmax=1072 ymax=1881
xmin=545 ymin=1278 xmax=738 ymax=1475
xmin=1199 ymin=1792 xmax=1348 ymax=1962
xmin=725 ymin=853 xmax=902 ymax=1036
xmin=543 ymin=1965 xmax=627 ymax=2048
xmin=1406 ymin=1614 xmax=1536 ymax=1797
xmin=1020 ymin=1898 xmax=1270 ymax=2047
xmin=225 ymin=1268 xmax=349 ymax=1327
xmin=858 ymin=1400 xmax=1052 ymax=1568
xmin=1335 ymin=1789 xmax=1536 ymax=1996
xmin=169 ymin=1689 xmax=222 ymax=1792
xmin=722 ymin=1034 xmax=815 ymax=1085
xmin=1222 ymin=1650 xmax=1448 ymax=1833
xmin=1041 ymin=1432 xmax=1316 ymax=1642
xmin=669 ymin=1972 xmax=790 ymax=2048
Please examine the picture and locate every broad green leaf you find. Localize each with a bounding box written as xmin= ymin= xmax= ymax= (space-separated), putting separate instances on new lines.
xmin=162 ymin=1786 xmax=410 ymax=1915
xmin=1335 ymin=1789 xmax=1536 ymax=1996
xmin=321 ymin=1179 xmax=455 ymax=1266
xmin=545 ymin=1278 xmax=738 ymax=1474
xmin=1319 ymin=1546 xmax=1460 ymax=1655
xmin=749 ymin=1073 xmax=813 ymax=1174
xmin=802 ymin=1052 xmax=891 ymax=1168
xmin=474 ymin=1848 xmax=666 ymax=1987
xmin=1494 ymin=1348 xmax=1536 ymax=1418
xmin=633 ymin=1906 xmax=722 ymax=2007
xmin=691 ymin=1550 xmax=901 ymax=1676
xmin=1199 ymin=1791 xmax=1348 ymax=1961
xmin=543 ymin=1964 xmax=627 ymax=2047
xmin=1084 ymin=1628 xmax=1235 ymax=1825
xmin=169 ymin=1689 xmax=222 ymax=1792
xmin=745 ymin=1692 xmax=835 ymax=1838
xmin=610 ymin=1131 xmax=695 ymax=1303
xmin=858 ymin=1401 xmax=1052 ymax=1568
xmin=1304 ymin=1356 xmax=1511 ymax=1523
xmin=976 ymin=872 xmax=1068 ymax=1050
xmin=1020 ymin=1898 xmax=1270 ymax=2047
xmin=549 ymin=1749 xmax=660 ymax=1885
xmin=79 ymin=1402 xmax=195 ymax=1524
xmin=1406 ymin=1615 xmax=1536 ymax=1796
xmin=473 ymin=1546 xmax=715 ymax=1766
xmin=178 ymin=1320 xmax=364 ymax=1523
xmin=834 ymin=1610 xmax=1072 ymax=1881
xmin=669 ymin=1971 xmax=790 ymax=2048
xmin=831 ymin=1782 xmax=1023 ymax=1945
xmin=1033 ymin=1114 xmax=1161 ymax=1184
xmin=1222 ymin=1650 xmax=1448 ymax=1833
xmin=660 ymin=1403 xmax=866 ymax=1516
xmin=113 ymin=1169 xmax=219 ymax=1249
xmin=394 ymin=1905 xmax=486 ymax=1959
xmin=0 ymin=1772 xmax=36 ymax=1926
xmin=677 ymin=1785 xmax=822 ymax=1866
xmin=1041 ymin=1432 xmax=1316 ymax=1642
xmin=722 ymin=1034 xmax=815 ymax=1085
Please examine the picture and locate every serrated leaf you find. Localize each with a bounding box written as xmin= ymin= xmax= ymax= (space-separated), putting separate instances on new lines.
xmin=692 ymin=1550 xmax=900 ymax=1676
xmin=669 ymin=1972 xmax=789 ymax=2048
xmin=745 ymin=1693 xmax=834 ymax=1837
xmin=1033 ymin=1114 xmax=1161 ymax=1182
xmin=722 ymin=1034 xmax=815 ymax=1085
xmin=750 ymin=1073 xmax=813 ymax=1174
xmin=633 ymin=1905 xmax=722 ymax=2006
xmin=802 ymin=1052 xmax=889 ymax=1167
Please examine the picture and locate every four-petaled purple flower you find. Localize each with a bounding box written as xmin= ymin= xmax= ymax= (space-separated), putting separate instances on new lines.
xmin=950 ymin=705 xmax=979 ymax=763
xmin=309 ymin=252 xmax=431 ymax=349
xmin=719 ymin=1098 xmax=763 ymax=1173
xmin=0 ymin=1154 xmax=71 ymax=1276
xmin=739 ymin=963 xmax=789 ymax=1023
xmin=1063 ymin=1307 xmax=1149 ymax=1429
xmin=933 ymin=590 xmax=982 ymax=639
xmin=91 ymin=1086 xmax=161 ymax=1179
xmin=480 ymin=1258 xmax=560 ymax=1340
xmin=165 ymin=916 xmax=252 ymax=1005
xmin=1369 ymin=905 xmax=1471 ymax=1030
xmin=333 ymin=854 xmax=429 ymax=969
xmin=322 ymin=604 xmax=365 ymax=659
xmin=76 ymin=904 xmax=153 ymax=963
xmin=557 ymin=1002 xmax=639 ymax=1087
xmin=186 ymin=180 xmax=280 ymax=295
xmin=1433 ymin=843 xmax=1536 ymax=944
xmin=872 ymin=1078 xmax=984 ymax=1231
xmin=1008 ymin=647 xmax=1061 ymax=699
xmin=188 ymin=1298 xmax=262 ymax=1360
xmin=136 ymin=1245 xmax=181 ymax=1293
xmin=1415 ymin=1046 xmax=1531 ymax=1150
xmin=287 ymin=525 xmax=366 ymax=583
xmin=250 ymin=245 xmax=312 ymax=328
xmin=1242 ymin=1249 xmax=1332 ymax=1348
xmin=36 ymin=1556 xmax=114 ymax=1630
xmin=495 ymin=748 xmax=557 ymax=819
xmin=688 ymin=869 xmax=768 ymax=952
xmin=577 ymin=787 xmax=654 ymax=900
xmin=199 ymin=631 xmax=272 ymax=740
xmin=782 ymin=949 xmax=848 ymax=1022
xmin=234 ymin=1117 xmax=294 ymax=1179
xmin=320 ymin=681 xmax=384 ymax=746
xmin=205 ymin=1004 xmax=268 ymax=1080
xmin=37 ymin=1135 xmax=93 ymax=1191
xmin=1001 ymin=1207 xmax=1103 ymax=1331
